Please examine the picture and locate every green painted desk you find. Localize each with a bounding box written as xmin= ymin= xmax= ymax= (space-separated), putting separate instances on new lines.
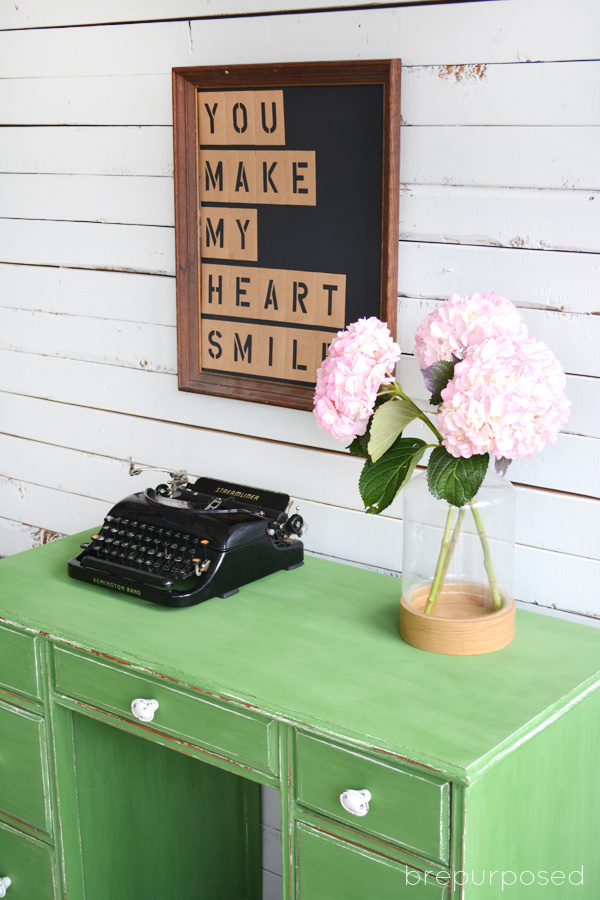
xmin=1 ymin=534 xmax=599 ymax=898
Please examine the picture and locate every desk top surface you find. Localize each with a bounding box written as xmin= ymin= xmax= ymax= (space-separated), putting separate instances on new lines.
xmin=2 ymin=533 xmax=599 ymax=781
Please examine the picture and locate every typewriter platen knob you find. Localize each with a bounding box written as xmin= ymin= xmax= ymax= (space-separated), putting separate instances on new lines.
xmin=285 ymin=514 xmax=304 ymax=535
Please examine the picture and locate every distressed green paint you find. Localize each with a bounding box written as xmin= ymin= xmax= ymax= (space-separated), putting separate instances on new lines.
xmin=0 ymin=625 xmax=39 ymax=700
xmin=295 ymin=823 xmax=447 ymax=899
xmin=70 ymin=712 xmax=260 ymax=900
xmin=53 ymin=645 xmax=278 ymax=776
xmin=0 ymin=703 xmax=50 ymax=834
xmin=3 ymin=535 xmax=600 ymax=782
xmin=0 ymin=822 xmax=56 ymax=899
xmin=1 ymin=534 xmax=600 ymax=898
xmin=461 ymin=681 xmax=600 ymax=898
xmin=295 ymin=732 xmax=449 ymax=863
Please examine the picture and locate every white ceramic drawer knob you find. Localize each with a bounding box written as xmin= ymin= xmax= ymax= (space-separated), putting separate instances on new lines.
xmin=131 ymin=698 xmax=159 ymax=722
xmin=340 ymin=789 xmax=371 ymax=817
xmin=0 ymin=876 xmax=11 ymax=897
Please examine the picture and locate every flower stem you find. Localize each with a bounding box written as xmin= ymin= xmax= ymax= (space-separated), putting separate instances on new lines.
xmin=424 ymin=506 xmax=466 ymax=614
xmin=439 ymin=507 xmax=466 ymax=586
xmin=386 ymin=384 xmax=445 ymax=444
xmin=424 ymin=505 xmax=455 ymax=615
xmin=469 ymin=501 xmax=503 ymax=611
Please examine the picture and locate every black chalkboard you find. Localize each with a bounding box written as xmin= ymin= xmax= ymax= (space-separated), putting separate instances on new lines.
xmin=173 ymin=60 xmax=400 ymax=411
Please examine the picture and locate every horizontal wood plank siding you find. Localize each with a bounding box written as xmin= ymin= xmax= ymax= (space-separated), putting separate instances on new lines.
xmin=1 ymin=0 xmax=598 ymax=632
xmin=0 ymin=1 xmax=439 ymax=32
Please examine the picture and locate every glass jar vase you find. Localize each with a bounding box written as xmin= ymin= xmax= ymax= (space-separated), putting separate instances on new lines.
xmin=400 ymin=470 xmax=516 ymax=655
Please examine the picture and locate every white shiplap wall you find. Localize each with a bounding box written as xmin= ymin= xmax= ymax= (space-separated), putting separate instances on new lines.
xmin=1 ymin=0 xmax=599 ymax=613
xmin=1 ymin=2 xmax=599 ymax=897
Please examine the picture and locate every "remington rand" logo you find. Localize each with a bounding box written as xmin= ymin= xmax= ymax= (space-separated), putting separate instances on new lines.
xmin=92 ymin=576 xmax=142 ymax=597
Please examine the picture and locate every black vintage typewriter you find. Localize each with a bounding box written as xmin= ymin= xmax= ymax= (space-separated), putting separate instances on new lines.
xmin=68 ymin=464 xmax=304 ymax=608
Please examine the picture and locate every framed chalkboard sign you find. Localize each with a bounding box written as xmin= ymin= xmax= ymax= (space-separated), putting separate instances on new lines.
xmin=172 ymin=60 xmax=401 ymax=411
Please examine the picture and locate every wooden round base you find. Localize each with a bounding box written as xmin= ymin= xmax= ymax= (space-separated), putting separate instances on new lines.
xmin=400 ymin=581 xmax=515 ymax=656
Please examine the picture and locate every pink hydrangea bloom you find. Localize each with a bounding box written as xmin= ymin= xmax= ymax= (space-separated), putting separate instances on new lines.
xmin=437 ymin=334 xmax=571 ymax=459
xmin=313 ymin=317 xmax=401 ymax=441
xmin=414 ymin=292 xmax=529 ymax=369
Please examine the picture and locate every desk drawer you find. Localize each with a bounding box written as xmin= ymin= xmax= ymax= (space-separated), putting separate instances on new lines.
xmin=0 ymin=823 xmax=55 ymax=900
xmin=53 ymin=647 xmax=277 ymax=776
xmin=0 ymin=704 xmax=50 ymax=833
xmin=295 ymin=733 xmax=450 ymax=864
xmin=296 ymin=823 xmax=447 ymax=900
xmin=0 ymin=626 xmax=39 ymax=700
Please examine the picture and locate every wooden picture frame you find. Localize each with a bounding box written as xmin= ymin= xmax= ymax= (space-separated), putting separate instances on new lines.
xmin=172 ymin=60 xmax=401 ymax=411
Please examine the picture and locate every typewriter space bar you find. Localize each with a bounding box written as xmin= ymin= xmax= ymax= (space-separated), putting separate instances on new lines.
xmin=81 ymin=557 xmax=174 ymax=588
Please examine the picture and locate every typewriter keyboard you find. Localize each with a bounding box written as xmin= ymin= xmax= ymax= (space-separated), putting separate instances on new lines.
xmin=86 ymin=514 xmax=209 ymax=583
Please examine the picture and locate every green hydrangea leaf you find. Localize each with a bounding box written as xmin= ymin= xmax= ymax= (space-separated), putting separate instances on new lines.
xmin=345 ymin=394 xmax=394 ymax=459
xmin=421 ymin=359 xmax=457 ymax=406
xmin=367 ymin=398 xmax=420 ymax=462
xmin=346 ymin=434 xmax=370 ymax=458
xmin=427 ymin=446 xmax=489 ymax=507
xmin=359 ymin=438 xmax=428 ymax=514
